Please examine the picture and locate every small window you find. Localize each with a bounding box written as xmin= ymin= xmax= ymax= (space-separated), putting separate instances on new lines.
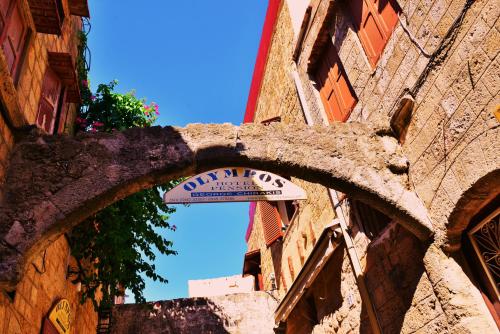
xmin=464 ymin=206 xmax=500 ymax=326
xmin=0 ymin=0 xmax=28 ymax=80
xmin=348 ymin=0 xmax=401 ymax=67
xmin=259 ymin=201 xmax=284 ymax=246
xmin=36 ymin=52 xmax=80 ymax=134
xmin=36 ymin=67 xmax=63 ymax=134
xmin=277 ymin=200 xmax=298 ymax=229
xmin=243 ymin=250 xmax=263 ymax=291
xmin=350 ymin=199 xmax=391 ymax=241
xmin=315 ymin=42 xmax=357 ymax=122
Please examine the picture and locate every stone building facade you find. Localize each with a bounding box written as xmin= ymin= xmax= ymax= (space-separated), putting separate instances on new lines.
xmin=0 ymin=0 xmax=97 ymax=333
xmin=243 ymin=0 xmax=499 ymax=333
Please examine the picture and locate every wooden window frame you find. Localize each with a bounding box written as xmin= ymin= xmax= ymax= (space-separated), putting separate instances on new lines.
xmin=466 ymin=207 xmax=500 ymax=324
xmin=348 ymin=0 xmax=401 ymax=68
xmin=27 ymin=0 xmax=66 ymax=35
xmin=315 ymin=42 xmax=357 ymax=123
xmin=0 ymin=0 xmax=29 ymax=82
xmin=36 ymin=66 xmax=63 ymax=134
xmin=259 ymin=201 xmax=284 ymax=247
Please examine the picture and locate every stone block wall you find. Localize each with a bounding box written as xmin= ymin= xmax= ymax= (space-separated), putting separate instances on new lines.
xmin=296 ymin=0 xmax=500 ymax=240
xmin=248 ymin=0 xmax=498 ymax=332
xmin=110 ymin=292 xmax=278 ymax=334
xmin=0 ymin=237 xmax=97 ymax=333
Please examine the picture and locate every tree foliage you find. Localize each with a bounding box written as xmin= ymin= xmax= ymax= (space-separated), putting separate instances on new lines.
xmin=70 ymin=32 xmax=179 ymax=310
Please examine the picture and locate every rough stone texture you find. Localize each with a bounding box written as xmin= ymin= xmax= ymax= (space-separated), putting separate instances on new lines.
xmin=254 ymin=2 xmax=304 ymax=126
xmin=245 ymin=0 xmax=499 ymax=333
xmin=0 ymin=236 xmax=97 ymax=334
xmin=110 ymin=292 xmax=278 ymax=334
xmin=0 ymin=0 xmax=81 ymax=185
xmin=0 ymin=1 xmax=94 ymax=333
xmin=0 ymin=122 xmax=433 ymax=290
xmin=247 ymin=2 xmax=338 ymax=297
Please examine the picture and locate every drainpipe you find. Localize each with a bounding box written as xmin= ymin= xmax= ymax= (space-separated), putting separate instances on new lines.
xmin=291 ymin=65 xmax=383 ymax=334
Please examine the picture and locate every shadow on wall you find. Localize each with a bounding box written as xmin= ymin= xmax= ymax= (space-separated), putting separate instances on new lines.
xmin=111 ymin=298 xmax=231 ymax=334
xmin=271 ymin=241 xmax=283 ymax=291
xmin=285 ymin=246 xmax=344 ymax=334
xmin=360 ymin=223 xmax=429 ymax=334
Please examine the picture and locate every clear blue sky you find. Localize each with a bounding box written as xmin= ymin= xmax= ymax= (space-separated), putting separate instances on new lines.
xmin=87 ymin=0 xmax=267 ymax=301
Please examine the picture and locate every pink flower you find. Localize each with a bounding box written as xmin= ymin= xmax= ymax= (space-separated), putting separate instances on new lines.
xmin=155 ymin=111 xmax=160 ymax=115
xmin=89 ymin=127 xmax=97 ymax=133
xmin=93 ymin=121 xmax=104 ymax=127
xmin=144 ymin=105 xmax=150 ymax=110
xmin=144 ymin=111 xmax=149 ymax=116
xmin=90 ymin=95 xmax=96 ymax=101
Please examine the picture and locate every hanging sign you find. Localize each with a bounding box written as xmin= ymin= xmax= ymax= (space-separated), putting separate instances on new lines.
xmin=163 ymin=167 xmax=307 ymax=203
xmin=46 ymin=299 xmax=71 ymax=334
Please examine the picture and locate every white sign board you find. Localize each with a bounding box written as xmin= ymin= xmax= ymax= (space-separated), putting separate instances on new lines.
xmin=163 ymin=167 xmax=307 ymax=203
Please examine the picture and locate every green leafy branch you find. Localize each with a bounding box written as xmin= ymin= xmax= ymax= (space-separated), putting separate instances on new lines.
xmin=69 ymin=32 xmax=180 ymax=310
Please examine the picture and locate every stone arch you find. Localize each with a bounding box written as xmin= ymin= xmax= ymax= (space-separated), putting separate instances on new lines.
xmin=0 ymin=122 xmax=433 ymax=289
xmin=446 ymin=169 xmax=500 ymax=252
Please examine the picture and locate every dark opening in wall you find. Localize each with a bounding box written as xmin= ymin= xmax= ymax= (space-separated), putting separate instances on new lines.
xmin=350 ymin=199 xmax=391 ymax=240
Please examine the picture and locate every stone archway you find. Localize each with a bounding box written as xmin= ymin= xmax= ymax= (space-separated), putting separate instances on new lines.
xmin=0 ymin=121 xmax=433 ymax=289
xmin=446 ymin=169 xmax=500 ymax=252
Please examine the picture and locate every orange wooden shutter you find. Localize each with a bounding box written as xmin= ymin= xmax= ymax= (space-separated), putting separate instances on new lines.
xmin=1 ymin=0 xmax=27 ymax=76
xmin=316 ymin=43 xmax=357 ymax=122
xmin=36 ymin=67 xmax=62 ymax=133
xmin=349 ymin=0 xmax=400 ymax=67
xmin=259 ymin=201 xmax=283 ymax=246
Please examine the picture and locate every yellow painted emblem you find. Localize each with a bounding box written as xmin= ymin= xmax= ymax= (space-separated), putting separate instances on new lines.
xmin=48 ymin=299 xmax=71 ymax=334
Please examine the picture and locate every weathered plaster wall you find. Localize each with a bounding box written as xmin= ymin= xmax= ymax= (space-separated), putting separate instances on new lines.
xmin=110 ymin=292 xmax=278 ymax=334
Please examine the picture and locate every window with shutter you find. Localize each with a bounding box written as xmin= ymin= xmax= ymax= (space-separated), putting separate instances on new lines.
xmin=259 ymin=201 xmax=283 ymax=246
xmin=0 ymin=0 xmax=10 ymax=34
xmin=464 ymin=207 xmax=500 ymax=327
xmin=0 ymin=0 xmax=28 ymax=77
xmin=316 ymin=42 xmax=357 ymax=122
xmin=36 ymin=67 xmax=62 ymax=133
xmin=349 ymin=0 xmax=400 ymax=67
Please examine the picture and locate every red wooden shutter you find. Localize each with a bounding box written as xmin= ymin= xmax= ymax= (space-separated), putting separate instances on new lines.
xmin=0 ymin=0 xmax=10 ymax=34
xmin=36 ymin=67 xmax=62 ymax=133
xmin=259 ymin=201 xmax=283 ymax=246
xmin=349 ymin=0 xmax=400 ymax=67
xmin=1 ymin=0 xmax=27 ymax=76
xmin=316 ymin=43 xmax=357 ymax=122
